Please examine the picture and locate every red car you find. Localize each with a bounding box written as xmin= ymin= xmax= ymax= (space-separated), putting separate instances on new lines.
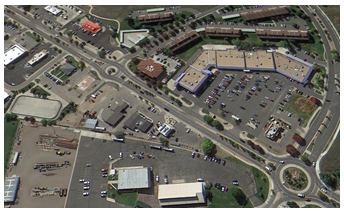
xmin=253 ymin=92 xmax=258 ymax=96
xmin=331 ymin=60 xmax=334 ymax=64
xmin=101 ymin=168 xmax=108 ymax=172
xmin=305 ymin=198 xmax=311 ymax=202
xmin=325 ymin=99 xmax=331 ymax=102
xmin=269 ymin=99 xmax=274 ymax=102
xmin=265 ymin=170 xmax=270 ymax=175
xmin=303 ymin=58 xmax=307 ymax=61
xmin=225 ymin=187 xmax=228 ymax=192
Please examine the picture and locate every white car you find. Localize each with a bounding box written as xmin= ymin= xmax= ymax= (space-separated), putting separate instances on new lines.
xmin=288 ymin=113 xmax=292 ymax=117
xmin=130 ymin=155 xmax=135 ymax=160
xmin=84 ymin=186 xmax=90 ymax=190
xmin=197 ymin=178 xmax=204 ymax=182
xmin=279 ymin=161 xmax=285 ymax=164
xmin=156 ymin=175 xmax=159 ymax=182
xmin=79 ymin=179 xmax=85 ymax=182
xmin=84 ymin=181 xmax=90 ymax=185
xmin=83 ymin=192 xmax=89 ymax=196
xmin=109 ymin=155 xmax=113 ymax=160
xmin=101 ymin=190 xmax=107 ymax=194
xmin=102 ymin=174 xmax=108 ymax=177
xmin=120 ymin=152 xmax=123 ymax=158
xmin=312 ymin=161 xmax=316 ymax=167
xmin=186 ymin=128 xmax=191 ymax=133
xmin=232 ymin=180 xmax=239 ymax=185
xmin=204 ymin=155 xmax=208 ymax=161
xmin=164 ymin=177 xmax=168 ymax=184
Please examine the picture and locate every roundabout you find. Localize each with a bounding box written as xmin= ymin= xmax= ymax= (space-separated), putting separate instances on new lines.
xmin=279 ymin=164 xmax=312 ymax=194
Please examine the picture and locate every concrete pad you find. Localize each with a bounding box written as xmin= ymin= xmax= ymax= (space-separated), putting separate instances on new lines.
xmin=11 ymin=95 xmax=62 ymax=119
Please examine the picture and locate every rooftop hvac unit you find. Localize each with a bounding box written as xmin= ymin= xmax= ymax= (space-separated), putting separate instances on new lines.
xmin=187 ymin=73 xmax=190 ymax=75
xmin=220 ymin=55 xmax=222 ymax=57
xmin=301 ymin=66 xmax=304 ymax=68
xmin=225 ymin=55 xmax=227 ymax=57
xmin=184 ymin=80 xmax=187 ymax=82
xmin=199 ymin=63 xmax=201 ymax=65
xmin=191 ymin=83 xmax=193 ymax=85
xmin=257 ymin=56 xmax=259 ymax=59
xmin=296 ymin=73 xmax=298 ymax=76
xmin=236 ymin=56 xmax=238 ymax=58
xmin=278 ymin=65 xmax=280 ymax=67
xmin=288 ymin=60 xmax=290 ymax=62
xmin=193 ymin=72 xmax=196 ymax=75
xmin=256 ymin=64 xmax=258 ymax=67
xmin=231 ymin=56 xmax=233 ymax=58
xmin=268 ymin=57 xmax=271 ymax=59
xmin=302 ymin=74 xmax=305 ymax=76
xmin=260 ymin=63 xmax=262 ymax=65
xmin=248 ymin=57 xmax=250 ymax=59
xmin=195 ymin=80 xmax=198 ymax=83
xmin=301 ymin=70 xmax=303 ymax=72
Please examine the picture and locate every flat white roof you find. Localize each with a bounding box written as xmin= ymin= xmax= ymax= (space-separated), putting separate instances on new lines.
xmin=158 ymin=182 xmax=204 ymax=199
xmin=4 ymin=91 xmax=10 ymax=100
xmin=4 ymin=44 xmax=27 ymax=66
xmin=118 ymin=167 xmax=150 ymax=190
xmin=44 ymin=5 xmax=62 ymax=15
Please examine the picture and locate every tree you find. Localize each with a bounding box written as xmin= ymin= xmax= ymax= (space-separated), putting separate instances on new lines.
xmin=201 ymin=139 xmax=214 ymax=155
xmin=114 ymin=131 xmax=125 ymax=138
xmin=254 ymin=145 xmax=264 ymax=154
xmin=21 ymin=5 xmax=31 ymax=12
xmin=203 ymin=115 xmax=213 ymax=124
xmin=330 ymin=49 xmax=339 ymax=61
xmin=30 ymin=117 xmax=36 ymax=124
xmin=292 ymin=134 xmax=305 ymax=145
xmin=230 ymin=186 xmax=247 ymax=206
xmin=97 ymin=50 xmax=106 ymax=58
xmin=41 ymin=118 xmax=47 ymax=126
xmin=231 ymin=38 xmax=241 ymax=46
xmin=286 ymin=144 xmax=299 ymax=157
xmin=79 ymin=61 xmax=85 ymax=69
xmin=212 ymin=120 xmax=224 ymax=131
xmin=320 ymin=172 xmax=337 ymax=188
xmin=175 ymin=99 xmax=182 ymax=106
xmin=291 ymin=23 xmax=299 ymax=29
xmin=300 ymin=155 xmax=308 ymax=162
xmin=279 ymin=40 xmax=290 ymax=49
xmin=159 ymin=137 xmax=168 ymax=146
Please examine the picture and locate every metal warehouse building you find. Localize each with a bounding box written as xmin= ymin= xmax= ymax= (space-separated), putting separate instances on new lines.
xmin=158 ymin=182 xmax=205 ymax=207
xmin=4 ymin=176 xmax=20 ymax=204
xmin=118 ymin=167 xmax=151 ymax=190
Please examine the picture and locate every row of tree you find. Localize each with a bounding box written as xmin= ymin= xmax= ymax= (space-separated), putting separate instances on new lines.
xmin=203 ymin=115 xmax=224 ymax=131
xmin=246 ymin=140 xmax=265 ymax=155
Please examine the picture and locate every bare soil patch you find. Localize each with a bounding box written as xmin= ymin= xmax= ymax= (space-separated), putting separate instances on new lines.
xmin=294 ymin=98 xmax=315 ymax=114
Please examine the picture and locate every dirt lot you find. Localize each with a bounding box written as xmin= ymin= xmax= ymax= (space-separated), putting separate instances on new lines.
xmin=9 ymin=123 xmax=80 ymax=208
xmin=59 ymin=83 xmax=116 ymax=128
xmin=320 ymin=5 xmax=340 ymax=32
xmin=320 ymin=132 xmax=340 ymax=172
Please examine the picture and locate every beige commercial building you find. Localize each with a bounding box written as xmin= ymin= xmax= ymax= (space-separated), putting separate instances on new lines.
xmin=158 ymin=182 xmax=205 ymax=207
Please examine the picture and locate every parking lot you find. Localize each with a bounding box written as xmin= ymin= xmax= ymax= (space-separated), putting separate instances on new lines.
xmin=9 ymin=124 xmax=79 ymax=208
xmin=66 ymin=136 xmax=256 ymax=207
xmin=152 ymin=53 xmax=182 ymax=79
xmin=4 ymin=25 xmax=59 ymax=85
xmin=174 ymin=67 xmax=320 ymax=151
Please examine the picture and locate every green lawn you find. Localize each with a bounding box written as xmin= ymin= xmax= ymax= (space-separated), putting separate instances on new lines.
xmin=320 ymin=132 xmax=340 ymax=173
xmin=4 ymin=119 xmax=19 ymax=173
xmin=56 ymin=71 xmax=65 ymax=78
xmin=244 ymin=33 xmax=261 ymax=43
xmin=18 ymin=82 xmax=35 ymax=93
xmin=302 ymin=204 xmax=321 ymax=208
xmin=51 ymin=68 xmax=61 ymax=76
xmin=224 ymin=156 xmax=269 ymax=203
xmin=208 ymin=186 xmax=253 ymax=208
xmin=65 ymin=55 xmax=80 ymax=69
xmin=283 ymin=94 xmax=316 ymax=127
xmin=107 ymin=184 xmax=137 ymax=207
xmin=251 ymin=167 xmax=269 ymax=202
xmin=32 ymin=86 xmax=51 ymax=96
xmin=180 ymin=5 xmax=217 ymax=12
xmin=60 ymin=74 xmax=69 ymax=81
xmin=176 ymin=36 xmax=229 ymax=61
xmin=320 ymin=6 xmax=340 ymax=33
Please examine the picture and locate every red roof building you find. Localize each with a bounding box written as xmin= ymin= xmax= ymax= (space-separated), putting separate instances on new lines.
xmin=81 ymin=21 xmax=101 ymax=34
xmin=137 ymin=59 xmax=164 ymax=78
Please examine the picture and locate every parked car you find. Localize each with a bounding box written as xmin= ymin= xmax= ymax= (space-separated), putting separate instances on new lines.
xmin=197 ymin=178 xmax=204 ymax=182
xmin=156 ymin=175 xmax=159 ymax=182
xmin=232 ymin=180 xmax=239 ymax=185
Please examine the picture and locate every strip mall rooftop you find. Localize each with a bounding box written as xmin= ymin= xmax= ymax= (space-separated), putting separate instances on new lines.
xmin=175 ymin=47 xmax=313 ymax=92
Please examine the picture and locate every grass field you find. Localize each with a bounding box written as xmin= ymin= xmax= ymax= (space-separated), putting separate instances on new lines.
xmin=208 ymin=186 xmax=253 ymax=208
xmin=301 ymin=19 xmax=325 ymax=60
xmin=107 ymin=184 xmax=137 ymax=207
xmin=302 ymin=204 xmax=321 ymax=208
xmin=65 ymin=55 xmax=80 ymax=69
xmin=177 ymin=36 xmax=229 ymax=61
xmin=224 ymin=156 xmax=269 ymax=202
xmin=320 ymin=6 xmax=340 ymax=33
xmin=251 ymin=167 xmax=269 ymax=202
xmin=283 ymin=94 xmax=316 ymax=127
xmin=4 ymin=119 xmax=19 ymax=173
xmin=320 ymin=132 xmax=340 ymax=173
